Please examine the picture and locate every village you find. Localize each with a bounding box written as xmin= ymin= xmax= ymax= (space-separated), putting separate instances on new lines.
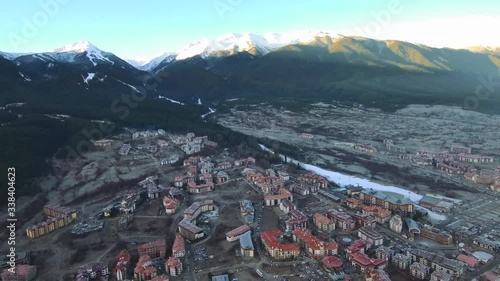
xmin=2 ymin=127 xmax=500 ymax=281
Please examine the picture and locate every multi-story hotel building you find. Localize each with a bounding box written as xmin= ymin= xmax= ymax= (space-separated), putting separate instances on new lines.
xmin=260 ymin=230 xmax=300 ymax=260
xmin=359 ymin=190 xmax=414 ymax=214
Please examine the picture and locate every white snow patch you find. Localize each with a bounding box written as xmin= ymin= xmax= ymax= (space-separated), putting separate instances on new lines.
xmin=18 ymin=72 xmax=31 ymax=81
xmin=117 ymin=80 xmax=141 ymax=93
xmin=91 ymin=119 xmax=113 ymax=124
xmin=82 ymin=73 xmax=95 ymax=84
xmin=201 ymin=107 xmax=216 ymax=118
xmin=158 ymin=95 xmax=185 ymax=105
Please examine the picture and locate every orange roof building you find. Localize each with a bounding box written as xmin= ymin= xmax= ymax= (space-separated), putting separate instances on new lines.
xmin=134 ymin=255 xmax=158 ymax=281
xmin=261 ymin=229 xmax=300 ymax=260
xmin=172 ymin=234 xmax=185 ymax=258
xmin=114 ymin=249 xmax=131 ymax=281
xmin=313 ymin=213 xmax=335 ymax=232
xmin=138 ymin=239 xmax=167 ymax=259
xmin=293 ymin=227 xmax=338 ymax=258
xmin=264 ymin=188 xmax=293 ymax=206
xmin=226 ymin=225 xmax=251 ymax=242
xmin=165 ymin=257 xmax=183 ymax=277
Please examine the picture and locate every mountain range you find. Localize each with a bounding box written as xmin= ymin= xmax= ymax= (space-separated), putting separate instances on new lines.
xmin=1 ymin=31 xmax=500 ymax=205
xmin=1 ymin=31 xmax=500 ymax=112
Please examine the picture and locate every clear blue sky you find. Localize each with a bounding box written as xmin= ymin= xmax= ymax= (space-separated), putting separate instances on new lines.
xmin=1 ymin=0 xmax=499 ymax=60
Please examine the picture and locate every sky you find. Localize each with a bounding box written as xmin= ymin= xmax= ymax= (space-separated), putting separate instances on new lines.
xmin=0 ymin=0 xmax=499 ymax=61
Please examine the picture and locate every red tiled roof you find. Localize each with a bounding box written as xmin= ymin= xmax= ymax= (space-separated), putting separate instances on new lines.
xmin=322 ymin=256 xmax=343 ymax=268
xmin=261 ymin=230 xmax=300 ymax=252
xmin=314 ymin=213 xmax=332 ymax=225
xmin=172 ymin=234 xmax=185 ymax=253
xmin=457 ymin=254 xmax=479 ymax=267
xmin=226 ymin=225 xmax=251 ymax=238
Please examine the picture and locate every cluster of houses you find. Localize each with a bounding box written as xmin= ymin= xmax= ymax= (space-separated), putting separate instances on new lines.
xmin=413 ymin=146 xmax=496 ymax=189
xmin=109 ymin=235 xmax=186 ymax=280
xmin=392 ymin=247 xmax=500 ymax=281
xmin=174 ymin=156 xmax=234 ymax=194
xmin=170 ymin=133 xmax=217 ymax=155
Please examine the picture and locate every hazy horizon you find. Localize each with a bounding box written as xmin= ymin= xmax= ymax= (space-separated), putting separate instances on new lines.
xmin=1 ymin=0 xmax=500 ymax=61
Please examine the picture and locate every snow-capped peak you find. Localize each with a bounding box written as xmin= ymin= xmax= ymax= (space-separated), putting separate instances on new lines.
xmin=53 ymin=40 xmax=97 ymax=53
xmin=50 ymin=40 xmax=114 ymax=66
xmin=174 ymin=31 xmax=334 ymax=61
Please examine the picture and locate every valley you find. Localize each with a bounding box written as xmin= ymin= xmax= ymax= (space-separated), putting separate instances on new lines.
xmin=217 ymin=102 xmax=500 ymax=200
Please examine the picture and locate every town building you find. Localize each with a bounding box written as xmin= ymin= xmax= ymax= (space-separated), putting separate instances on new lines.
xmin=430 ymin=270 xmax=452 ymax=281
xmin=353 ymin=214 xmax=376 ymax=228
xmin=134 ymin=255 xmax=158 ymax=281
xmin=420 ymin=227 xmax=453 ymax=245
xmin=359 ymin=190 xmax=414 ymax=213
xmin=26 ymin=205 xmax=78 ymax=238
xmin=264 ymin=188 xmax=293 ymax=206
xmin=163 ymin=196 xmax=180 ymax=215
xmin=91 ymin=139 xmax=113 ymax=147
xmin=292 ymin=227 xmax=338 ymax=258
xmin=313 ymin=213 xmax=335 ymax=232
xmin=456 ymin=254 xmax=479 ymax=268
xmin=76 ymin=262 xmax=109 ymax=281
xmin=216 ymin=171 xmax=229 ymax=183
xmin=226 ymin=225 xmax=251 ymax=242
xmin=451 ymin=146 xmax=472 ymax=154
xmin=361 ymin=205 xmax=392 ymax=224
xmin=138 ymin=239 xmax=167 ymax=259
xmin=389 ymin=215 xmax=403 ymax=233
xmin=472 ymin=251 xmax=494 ymax=264
xmin=239 ymin=199 xmax=255 ymax=223
xmin=456 ymin=154 xmax=494 ymax=163
xmin=392 ymin=253 xmax=411 ymax=270
xmin=317 ymin=189 xmax=341 ymax=202
xmin=172 ymin=234 xmax=185 ymax=258
xmin=234 ymin=157 xmax=256 ymax=167
xmin=285 ymin=210 xmax=308 ymax=231
xmin=322 ymin=256 xmax=343 ymax=272
xmin=160 ymin=155 xmax=179 ymax=165
xmin=347 ymin=251 xmax=386 ymax=272
xmin=419 ymin=196 xmax=442 ymax=209
xmin=354 ymin=143 xmax=378 ymax=154
xmin=239 ymin=231 xmax=254 ymax=259
xmin=410 ymin=249 xmax=465 ymax=277
xmin=1 ymin=265 xmax=37 ymax=281
xmin=375 ymin=246 xmax=393 ymax=261
xmin=358 ymin=226 xmax=384 ymax=247
xmin=345 ymin=197 xmax=362 ymax=209
xmin=260 ymin=229 xmax=300 ymax=260
xmin=346 ymin=240 xmax=368 ymax=256
xmin=279 ymin=198 xmax=296 ymax=213
xmin=473 ymin=235 xmax=500 ymax=252
xmin=114 ymin=249 xmax=131 ymax=281
xmin=179 ymin=200 xmax=215 ymax=241
xmin=165 ymin=257 xmax=183 ymax=277
xmin=410 ymin=262 xmax=430 ymax=280
xmin=436 ymin=159 xmax=469 ymax=175
xmin=326 ymin=209 xmax=356 ymax=231
xmin=298 ymin=172 xmax=328 ymax=189
xmin=384 ymin=139 xmax=406 ymax=153
xmin=404 ymin=218 xmax=421 ymax=237
xmin=364 ymin=269 xmax=392 ymax=281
